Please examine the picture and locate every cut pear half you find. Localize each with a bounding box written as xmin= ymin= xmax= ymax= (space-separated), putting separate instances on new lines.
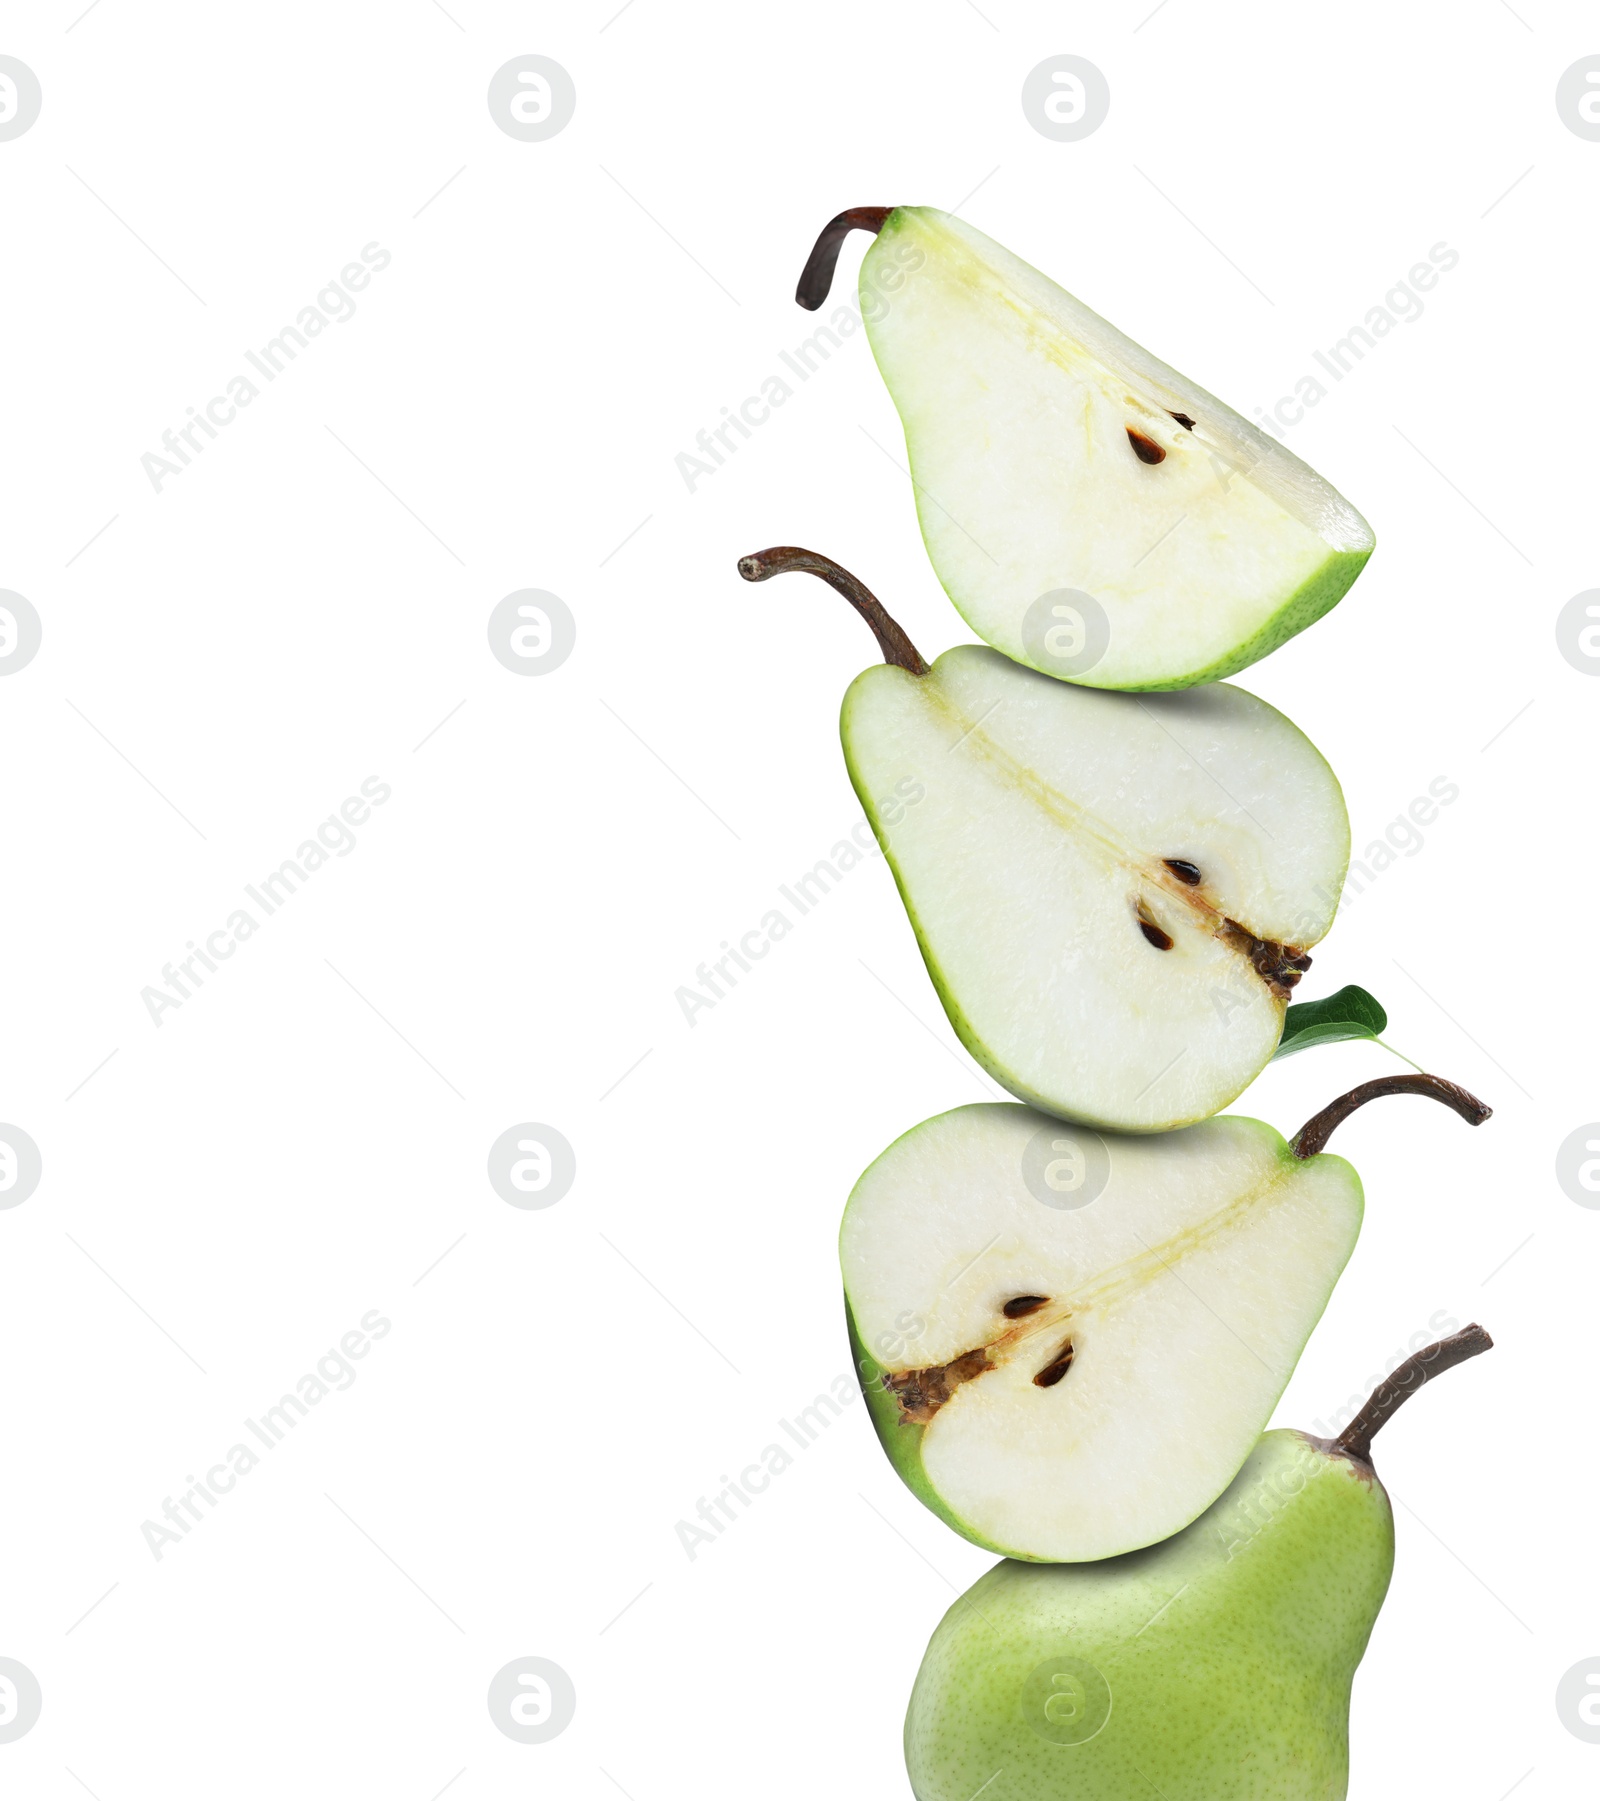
xmin=842 ymin=1080 xmax=1490 ymax=1563
xmin=740 ymin=548 xmax=1350 ymax=1132
xmin=798 ymin=206 xmax=1375 ymax=691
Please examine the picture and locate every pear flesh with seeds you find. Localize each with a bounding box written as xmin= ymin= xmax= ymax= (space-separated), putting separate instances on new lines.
xmin=842 ymin=646 xmax=1348 ymax=1131
xmin=856 ymin=207 xmax=1374 ymax=690
xmin=843 ymin=1102 xmax=1364 ymax=1563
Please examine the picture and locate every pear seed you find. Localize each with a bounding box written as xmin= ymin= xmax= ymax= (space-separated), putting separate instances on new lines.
xmin=1003 ymin=1295 xmax=1051 ymax=1319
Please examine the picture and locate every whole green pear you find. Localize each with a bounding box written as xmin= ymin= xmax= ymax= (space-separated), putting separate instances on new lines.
xmin=904 ymin=1325 xmax=1493 ymax=1801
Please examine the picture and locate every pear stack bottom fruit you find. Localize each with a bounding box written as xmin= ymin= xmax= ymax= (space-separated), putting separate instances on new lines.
xmin=904 ymin=1327 xmax=1494 ymax=1801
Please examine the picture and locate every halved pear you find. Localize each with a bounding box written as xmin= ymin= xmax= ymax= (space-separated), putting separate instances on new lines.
xmin=739 ymin=549 xmax=1349 ymax=1132
xmin=842 ymin=1079 xmax=1489 ymax=1563
xmin=797 ymin=206 xmax=1375 ymax=691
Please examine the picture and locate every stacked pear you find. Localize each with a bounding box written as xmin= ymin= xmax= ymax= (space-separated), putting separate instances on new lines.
xmin=904 ymin=1325 xmax=1494 ymax=1801
xmin=741 ymin=203 xmax=1492 ymax=1801
xmin=738 ymin=549 xmax=1348 ymax=1131
xmin=841 ymin=1075 xmax=1488 ymax=1562
xmin=797 ymin=205 xmax=1374 ymax=690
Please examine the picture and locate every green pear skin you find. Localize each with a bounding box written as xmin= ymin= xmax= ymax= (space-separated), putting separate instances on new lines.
xmin=903 ymin=1326 xmax=1494 ymax=1801
xmin=907 ymin=1434 xmax=1383 ymax=1799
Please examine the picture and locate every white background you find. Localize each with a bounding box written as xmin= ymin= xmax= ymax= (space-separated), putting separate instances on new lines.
xmin=0 ymin=3 xmax=1593 ymax=1797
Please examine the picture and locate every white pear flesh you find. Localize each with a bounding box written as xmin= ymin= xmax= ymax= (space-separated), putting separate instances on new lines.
xmin=842 ymin=1103 xmax=1363 ymax=1562
xmin=844 ymin=646 xmax=1349 ymax=1131
xmin=860 ymin=207 xmax=1374 ymax=690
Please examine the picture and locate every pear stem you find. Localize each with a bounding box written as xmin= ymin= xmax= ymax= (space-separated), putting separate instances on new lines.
xmin=796 ymin=206 xmax=894 ymax=310
xmin=1335 ymin=1324 xmax=1494 ymax=1462
xmin=737 ymin=547 xmax=929 ymax=676
xmin=1289 ymin=1074 xmax=1492 ymax=1160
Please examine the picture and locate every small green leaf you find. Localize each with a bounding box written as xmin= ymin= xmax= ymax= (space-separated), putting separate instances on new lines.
xmin=1274 ymin=985 xmax=1388 ymax=1059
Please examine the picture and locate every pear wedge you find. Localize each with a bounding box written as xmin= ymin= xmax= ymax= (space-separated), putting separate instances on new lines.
xmin=797 ymin=206 xmax=1375 ymax=691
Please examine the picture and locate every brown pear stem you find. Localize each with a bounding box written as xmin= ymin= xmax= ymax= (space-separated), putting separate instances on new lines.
xmin=737 ymin=547 xmax=928 ymax=676
xmin=796 ymin=206 xmax=894 ymax=310
xmin=1335 ymin=1324 xmax=1494 ymax=1462
xmin=1289 ymin=1074 xmax=1491 ymax=1160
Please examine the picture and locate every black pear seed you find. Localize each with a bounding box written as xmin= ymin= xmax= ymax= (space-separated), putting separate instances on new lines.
xmin=1003 ymin=1295 xmax=1051 ymax=1319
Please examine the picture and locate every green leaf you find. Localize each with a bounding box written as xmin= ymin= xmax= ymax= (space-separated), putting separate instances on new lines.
xmin=1274 ymin=985 xmax=1388 ymax=1059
